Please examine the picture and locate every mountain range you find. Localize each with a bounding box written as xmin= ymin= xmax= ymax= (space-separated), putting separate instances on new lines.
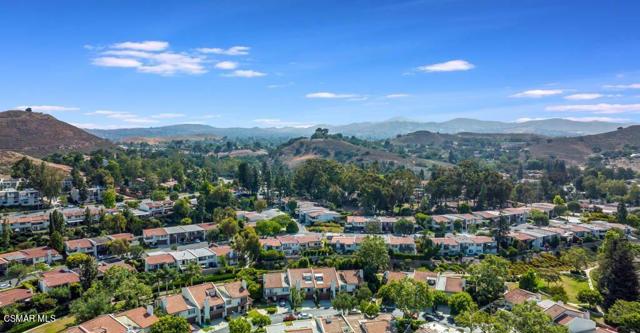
xmin=87 ymin=118 xmax=631 ymax=141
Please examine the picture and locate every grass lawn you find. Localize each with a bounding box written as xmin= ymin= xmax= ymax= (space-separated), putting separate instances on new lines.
xmin=27 ymin=315 xmax=75 ymax=333
xmin=559 ymin=275 xmax=590 ymax=303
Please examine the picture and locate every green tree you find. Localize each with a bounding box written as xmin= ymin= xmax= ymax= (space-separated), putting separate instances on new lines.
xmin=290 ymin=286 xmax=304 ymax=312
xmin=560 ymin=247 xmax=590 ymax=272
xmin=70 ymin=282 xmax=113 ymax=322
xmin=597 ymin=230 xmax=640 ymax=308
xmin=286 ymin=220 xmax=299 ymax=234
xmin=617 ymin=202 xmax=628 ymax=224
xmin=229 ymin=317 xmax=252 ymax=333
xmin=529 ymin=209 xmax=549 ymax=226
xmin=467 ymin=255 xmax=509 ymax=305
xmin=251 ymin=312 xmax=272 ymax=327
xmin=518 ymin=269 xmax=539 ymax=292
xmin=605 ymin=300 xmax=640 ymax=333
xmin=356 ymin=236 xmax=390 ymax=274
xmin=383 ymin=278 xmax=433 ymax=317
xmin=150 ymin=315 xmax=190 ymax=333
xmin=448 ymin=292 xmax=476 ymax=316
xmin=508 ymin=302 xmax=568 ymax=333
xmin=67 ymin=253 xmax=98 ymax=290
xmin=173 ymin=198 xmax=191 ymax=220
xmin=2 ymin=218 xmax=12 ymax=250
xmin=332 ymin=292 xmax=357 ymax=314
xmin=103 ymin=187 xmax=116 ymax=208
xmin=392 ymin=218 xmax=414 ymax=235
xmin=183 ymin=261 xmax=202 ymax=286
xmin=577 ymin=289 xmax=602 ymax=309
xmin=359 ymin=300 xmax=380 ymax=318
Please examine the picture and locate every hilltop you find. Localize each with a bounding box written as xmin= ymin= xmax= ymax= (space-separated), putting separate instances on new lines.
xmin=276 ymin=137 xmax=449 ymax=170
xmin=529 ymin=125 xmax=640 ymax=164
xmin=0 ymin=110 xmax=113 ymax=157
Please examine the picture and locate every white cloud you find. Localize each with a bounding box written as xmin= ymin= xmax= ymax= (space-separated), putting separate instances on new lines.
xmin=151 ymin=113 xmax=185 ymax=119
xmin=510 ymin=89 xmax=563 ymax=98
xmin=564 ymin=93 xmax=603 ymax=100
xmin=603 ymin=83 xmax=640 ymax=89
xmin=385 ymin=94 xmax=410 ymax=99
xmin=306 ymin=92 xmax=358 ymax=99
xmin=214 ymin=61 xmax=238 ymax=70
xmin=253 ymin=118 xmax=313 ymax=128
xmin=15 ymin=105 xmax=79 ymax=112
xmin=563 ymin=117 xmax=629 ymax=122
xmin=545 ymin=103 xmax=640 ymax=114
xmin=197 ymin=46 xmax=250 ymax=56
xmin=223 ymin=70 xmax=266 ymax=78
xmin=91 ymin=42 xmax=207 ymax=75
xmin=112 ymin=41 xmax=169 ymax=51
xmin=84 ymin=110 xmax=159 ymax=124
xmin=267 ymin=82 xmax=294 ymax=89
xmin=192 ymin=114 xmax=221 ymax=120
xmin=416 ymin=60 xmax=475 ymax=72
xmin=92 ymin=57 xmax=142 ymax=68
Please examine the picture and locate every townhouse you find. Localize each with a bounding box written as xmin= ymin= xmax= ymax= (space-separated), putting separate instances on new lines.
xmin=345 ymin=216 xmax=416 ymax=233
xmin=38 ymin=269 xmax=80 ymax=292
xmin=65 ymin=306 xmax=159 ymax=333
xmin=296 ymin=201 xmax=341 ymax=225
xmin=0 ymin=246 xmax=63 ymax=274
xmin=0 ymin=177 xmax=22 ymax=190
xmin=60 ymin=205 xmax=116 ymax=227
xmin=383 ymin=270 xmax=465 ymax=294
xmin=259 ymin=234 xmax=323 ymax=256
xmin=158 ymin=280 xmax=251 ymax=325
xmin=316 ymin=313 xmax=394 ymax=333
xmin=327 ymin=235 xmax=417 ymax=254
xmin=504 ymin=288 xmax=597 ymax=333
xmin=0 ymin=288 xmax=33 ymax=308
xmin=430 ymin=234 xmax=497 ymax=257
xmin=385 ymin=235 xmax=417 ymax=254
xmin=2 ymin=212 xmax=49 ymax=234
xmin=64 ymin=233 xmax=135 ymax=257
xmin=237 ymin=208 xmax=285 ymax=223
xmin=144 ymin=245 xmax=236 ymax=272
xmin=262 ymin=268 xmax=364 ymax=301
xmin=70 ymin=186 xmax=105 ymax=204
xmin=0 ymin=188 xmax=41 ymax=207
xmin=142 ymin=224 xmax=208 ymax=247
xmin=138 ymin=199 xmax=174 ymax=216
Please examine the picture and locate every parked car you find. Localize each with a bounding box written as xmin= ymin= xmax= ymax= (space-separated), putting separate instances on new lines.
xmin=0 ymin=282 xmax=11 ymax=289
xmin=297 ymin=313 xmax=312 ymax=319
xmin=279 ymin=300 xmax=287 ymax=307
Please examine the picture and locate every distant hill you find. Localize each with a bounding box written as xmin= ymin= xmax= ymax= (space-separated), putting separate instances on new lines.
xmin=0 ymin=110 xmax=113 ymax=157
xmin=276 ymin=137 xmax=449 ymax=170
xmin=529 ymin=125 xmax=640 ymax=164
xmin=391 ymin=131 xmax=547 ymax=147
xmin=88 ymin=118 xmax=631 ymax=141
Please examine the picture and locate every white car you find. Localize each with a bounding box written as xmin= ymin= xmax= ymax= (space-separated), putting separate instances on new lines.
xmin=297 ymin=313 xmax=312 ymax=319
xmin=0 ymin=283 xmax=11 ymax=289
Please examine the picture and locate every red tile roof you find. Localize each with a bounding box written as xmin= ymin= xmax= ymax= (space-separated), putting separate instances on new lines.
xmin=0 ymin=288 xmax=33 ymax=307
xmin=41 ymin=270 xmax=80 ymax=288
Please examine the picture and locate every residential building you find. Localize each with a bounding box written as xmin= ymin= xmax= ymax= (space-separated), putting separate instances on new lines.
xmin=39 ymin=269 xmax=80 ymax=292
xmin=158 ymin=280 xmax=251 ymax=325
xmin=262 ymin=268 xmax=364 ymax=301
xmin=259 ymin=234 xmax=322 ymax=256
xmin=0 ymin=246 xmax=63 ymax=273
xmin=296 ymin=201 xmax=341 ymax=225
xmin=383 ymin=270 xmax=465 ymax=294
xmin=70 ymin=186 xmax=105 ymax=203
xmin=0 ymin=188 xmax=41 ymax=207
xmin=2 ymin=212 xmax=49 ymax=233
xmin=139 ymin=199 xmax=174 ymax=216
xmin=142 ymin=225 xmax=205 ymax=247
xmin=65 ymin=306 xmax=159 ymax=333
xmin=0 ymin=288 xmax=33 ymax=308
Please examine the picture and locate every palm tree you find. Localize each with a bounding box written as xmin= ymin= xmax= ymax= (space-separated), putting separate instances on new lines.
xmin=183 ymin=261 xmax=202 ymax=287
xmin=164 ymin=267 xmax=178 ymax=293
xmin=154 ymin=269 xmax=166 ymax=294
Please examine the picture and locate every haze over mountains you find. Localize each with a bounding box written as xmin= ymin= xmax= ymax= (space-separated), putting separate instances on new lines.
xmin=87 ymin=117 xmax=631 ymax=141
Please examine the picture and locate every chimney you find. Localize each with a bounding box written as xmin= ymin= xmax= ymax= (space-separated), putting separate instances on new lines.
xmin=146 ymin=305 xmax=154 ymax=316
xmin=241 ymin=280 xmax=247 ymax=290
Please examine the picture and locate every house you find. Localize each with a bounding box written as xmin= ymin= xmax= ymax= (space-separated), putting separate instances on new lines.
xmin=209 ymin=244 xmax=238 ymax=266
xmin=142 ymin=227 xmax=169 ymax=246
xmin=65 ymin=306 xmax=158 ymax=333
xmin=383 ymin=270 xmax=465 ymax=294
xmin=263 ymin=268 xmax=364 ymax=301
xmin=97 ymin=261 xmax=136 ymax=276
xmin=259 ymin=234 xmax=323 ymax=256
xmin=503 ymin=288 xmax=541 ymax=309
xmin=0 ymin=288 xmax=33 ymax=308
xmin=164 ymin=225 xmax=206 ymax=245
xmin=0 ymin=177 xmax=22 ymax=190
xmin=296 ymin=201 xmax=341 ymax=225
xmin=537 ymin=299 xmax=594 ymax=333
xmin=0 ymin=246 xmax=63 ymax=271
xmin=70 ymin=186 xmax=105 ymax=203
xmin=61 ymin=205 xmax=116 ymax=226
xmin=384 ymin=235 xmax=417 ymax=254
xmin=317 ymin=313 xmax=394 ymax=333
xmin=2 ymin=212 xmax=49 ymax=234
xmin=327 ymin=235 xmax=366 ymax=254
xmin=437 ymin=234 xmax=497 ymax=256
xmin=431 ymin=237 xmax=461 ymax=256
xmin=144 ymin=253 xmax=177 ymax=272
xmin=65 ymin=238 xmax=97 ymax=256
xmin=39 ymin=269 xmax=80 ymax=292
xmin=345 ymin=216 xmax=415 ymax=233
xmin=0 ymin=188 xmax=41 ymax=207
xmin=237 ymin=209 xmax=285 ymax=223
xmin=158 ymin=281 xmax=251 ymax=325
xmin=139 ymin=199 xmax=174 ymax=216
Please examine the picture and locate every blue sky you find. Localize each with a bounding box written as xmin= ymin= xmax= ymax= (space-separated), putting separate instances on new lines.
xmin=1 ymin=0 xmax=640 ymax=129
